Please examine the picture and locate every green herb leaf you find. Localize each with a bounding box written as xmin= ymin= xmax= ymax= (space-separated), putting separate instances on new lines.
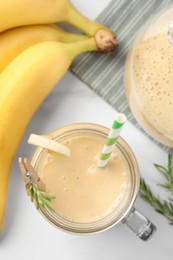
xmin=40 ymin=193 xmax=56 ymax=201
xmin=154 ymin=164 xmax=169 ymax=179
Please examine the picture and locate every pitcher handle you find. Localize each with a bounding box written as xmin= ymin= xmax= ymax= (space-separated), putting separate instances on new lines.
xmin=122 ymin=207 xmax=157 ymax=241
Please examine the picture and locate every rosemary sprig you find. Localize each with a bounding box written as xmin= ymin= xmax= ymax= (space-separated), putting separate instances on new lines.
xmin=28 ymin=183 xmax=56 ymax=212
xmin=140 ymin=178 xmax=173 ymax=224
xmin=140 ymin=154 xmax=173 ymax=225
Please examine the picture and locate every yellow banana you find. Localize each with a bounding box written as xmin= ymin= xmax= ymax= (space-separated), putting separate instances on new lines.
xmin=0 ymin=0 xmax=117 ymax=51
xmin=0 ymin=24 xmax=88 ymax=74
xmin=0 ymin=39 xmax=97 ymax=232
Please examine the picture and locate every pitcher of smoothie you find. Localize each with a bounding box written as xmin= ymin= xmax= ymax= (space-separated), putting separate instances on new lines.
xmin=25 ymin=123 xmax=156 ymax=241
xmin=124 ymin=5 xmax=173 ymax=147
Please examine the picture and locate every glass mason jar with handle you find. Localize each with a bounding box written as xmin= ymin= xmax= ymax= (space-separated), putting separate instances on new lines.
xmin=31 ymin=123 xmax=156 ymax=241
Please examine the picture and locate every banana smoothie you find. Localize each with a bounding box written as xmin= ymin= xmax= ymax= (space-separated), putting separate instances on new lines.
xmin=124 ymin=7 xmax=173 ymax=146
xmin=31 ymin=123 xmax=157 ymax=240
xmin=35 ymin=126 xmax=128 ymax=223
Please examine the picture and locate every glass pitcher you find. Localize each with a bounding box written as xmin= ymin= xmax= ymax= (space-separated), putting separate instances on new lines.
xmin=124 ymin=5 xmax=173 ymax=147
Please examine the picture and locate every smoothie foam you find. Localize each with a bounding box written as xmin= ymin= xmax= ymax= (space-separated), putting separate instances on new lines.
xmin=39 ymin=135 xmax=127 ymax=223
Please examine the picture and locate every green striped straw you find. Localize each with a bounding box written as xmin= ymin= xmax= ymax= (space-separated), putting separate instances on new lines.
xmin=97 ymin=113 xmax=126 ymax=168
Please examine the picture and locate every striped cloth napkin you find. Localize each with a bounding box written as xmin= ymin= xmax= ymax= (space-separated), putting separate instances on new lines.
xmin=71 ymin=0 xmax=173 ymax=152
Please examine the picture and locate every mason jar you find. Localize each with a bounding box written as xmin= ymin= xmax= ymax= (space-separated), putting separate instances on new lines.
xmin=31 ymin=123 xmax=156 ymax=241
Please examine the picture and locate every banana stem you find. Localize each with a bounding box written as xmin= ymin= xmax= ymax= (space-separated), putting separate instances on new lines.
xmin=59 ymin=31 xmax=88 ymax=43
xmin=65 ymin=1 xmax=106 ymax=36
xmin=65 ymin=37 xmax=97 ymax=60
xmin=65 ymin=1 xmax=118 ymax=52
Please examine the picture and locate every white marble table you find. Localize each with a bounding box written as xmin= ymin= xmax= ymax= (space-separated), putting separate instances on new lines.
xmin=1 ymin=1 xmax=173 ymax=259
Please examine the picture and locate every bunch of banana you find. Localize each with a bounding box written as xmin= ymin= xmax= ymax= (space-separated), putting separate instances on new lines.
xmin=0 ymin=0 xmax=117 ymax=233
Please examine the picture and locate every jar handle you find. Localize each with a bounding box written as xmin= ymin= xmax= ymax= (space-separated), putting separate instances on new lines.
xmin=122 ymin=207 xmax=157 ymax=241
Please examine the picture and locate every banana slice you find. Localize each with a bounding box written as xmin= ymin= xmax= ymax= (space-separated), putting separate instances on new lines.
xmin=28 ymin=134 xmax=71 ymax=157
